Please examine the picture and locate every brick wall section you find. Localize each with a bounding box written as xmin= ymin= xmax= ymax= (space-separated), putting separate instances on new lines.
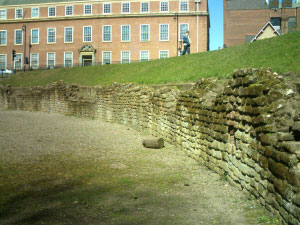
xmin=1 ymin=68 xmax=300 ymax=224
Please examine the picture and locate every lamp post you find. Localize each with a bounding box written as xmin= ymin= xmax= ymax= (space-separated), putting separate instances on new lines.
xmin=174 ymin=13 xmax=179 ymax=56
xmin=22 ymin=24 xmax=26 ymax=71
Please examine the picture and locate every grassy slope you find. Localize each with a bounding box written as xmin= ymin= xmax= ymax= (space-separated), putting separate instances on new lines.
xmin=1 ymin=30 xmax=300 ymax=87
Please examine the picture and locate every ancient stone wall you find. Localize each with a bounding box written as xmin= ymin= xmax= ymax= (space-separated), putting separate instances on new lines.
xmin=0 ymin=68 xmax=300 ymax=224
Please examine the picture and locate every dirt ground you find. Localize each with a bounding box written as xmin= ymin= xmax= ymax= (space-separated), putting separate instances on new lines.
xmin=0 ymin=110 xmax=279 ymax=225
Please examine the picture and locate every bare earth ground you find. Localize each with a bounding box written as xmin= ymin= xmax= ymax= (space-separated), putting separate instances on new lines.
xmin=0 ymin=110 xmax=279 ymax=225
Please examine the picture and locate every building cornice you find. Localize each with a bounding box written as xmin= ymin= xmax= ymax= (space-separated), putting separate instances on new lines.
xmin=0 ymin=11 xmax=208 ymax=24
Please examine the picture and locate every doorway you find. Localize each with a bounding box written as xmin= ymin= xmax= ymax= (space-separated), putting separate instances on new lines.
xmin=82 ymin=55 xmax=92 ymax=66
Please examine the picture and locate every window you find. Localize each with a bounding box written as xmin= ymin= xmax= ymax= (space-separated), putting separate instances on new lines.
xmin=48 ymin=6 xmax=56 ymax=17
xmin=102 ymin=51 xmax=112 ymax=65
xmin=47 ymin=28 xmax=56 ymax=44
xmin=0 ymin=9 xmax=7 ymax=19
xmin=83 ymin=26 xmax=92 ymax=42
xmin=122 ymin=2 xmax=130 ymax=13
xmin=65 ymin=5 xmax=73 ymax=16
xmin=121 ymin=25 xmax=130 ymax=42
xmin=30 ymin=53 xmax=39 ymax=69
xmin=15 ymin=8 xmax=23 ymax=19
xmin=141 ymin=2 xmax=149 ymax=13
xmin=180 ymin=0 xmax=188 ymax=11
xmin=140 ymin=51 xmax=149 ymax=61
xmin=121 ymin=51 xmax=130 ymax=64
xmin=0 ymin=54 xmax=6 ymax=70
xmin=140 ymin=24 xmax=149 ymax=41
xmin=271 ymin=17 xmax=281 ymax=30
xmin=103 ymin=3 xmax=111 ymax=14
xmin=159 ymin=24 xmax=169 ymax=41
xmin=84 ymin=4 xmax=92 ymax=15
xmin=0 ymin=30 xmax=7 ymax=45
xmin=15 ymin=29 xmax=23 ymax=45
xmin=102 ymin=25 xmax=111 ymax=42
xmin=288 ymin=17 xmax=297 ymax=32
xmin=31 ymin=29 xmax=39 ymax=44
xmin=31 ymin=7 xmax=39 ymax=18
xmin=64 ymin=52 xmax=73 ymax=67
xmin=179 ymin=23 xmax=189 ymax=40
xmin=14 ymin=53 xmax=22 ymax=70
xmin=160 ymin=1 xmax=169 ymax=12
xmin=47 ymin=53 xmax=55 ymax=69
xmin=159 ymin=50 xmax=169 ymax=59
xmin=64 ymin=27 xmax=73 ymax=43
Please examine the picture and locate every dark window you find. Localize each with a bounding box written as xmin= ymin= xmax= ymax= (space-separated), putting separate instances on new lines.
xmin=288 ymin=17 xmax=297 ymax=32
xmin=270 ymin=17 xmax=281 ymax=29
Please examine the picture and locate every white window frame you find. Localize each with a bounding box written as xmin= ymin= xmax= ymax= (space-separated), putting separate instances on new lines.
xmin=14 ymin=53 xmax=22 ymax=70
xmin=140 ymin=2 xmax=149 ymax=13
xmin=159 ymin=50 xmax=169 ymax=59
xmin=103 ymin=3 xmax=112 ymax=14
xmin=64 ymin=27 xmax=73 ymax=43
xmin=179 ymin=0 xmax=189 ymax=12
xmin=121 ymin=51 xmax=130 ymax=64
xmin=0 ymin=30 xmax=7 ymax=45
xmin=64 ymin=52 xmax=73 ymax=67
xmin=121 ymin=2 xmax=130 ymax=14
xmin=15 ymin=8 xmax=23 ymax=19
xmin=159 ymin=24 xmax=169 ymax=41
xmin=47 ymin=52 xmax=56 ymax=68
xmin=30 ymin=53 xmax=39 ymax=69
xmin=83 ymin=26 xmax=92 ymax=42
xmin=102 ymin=25 xmax=112 ymax=42
xmin=0 ymin=9 xmax=7 ymax=20
xmin=121 ymin=25 xmax=130 ymax=42
xmin=47 ymin=28 xmax=56 ymax=44
xmin=140 ymin=24 xmax=150 ymax=42
xmin=14 ymin=29 xmax=23 ymax=45
xmin=31 ymin=7 xmax=39 ymax=18
xmin=65 ymin=5 xmax=74 ymax=16
xmin=179 ymin=23 xmax=189 ymax=41
xmin=31 ymin=28 xmax=39 ymax=44
xmin=84 ymin=4 xmax=92 ymax=15
xmin=160 ymin=1 xmax=169 ymax=12
xmin=102 ymin=51 xmax=112 ymax=65
xmin=0 ymin=54 xmax=7 ymax=70
xmin=48 ymin=6 xmax=56 ymax=17
xmin=140 ymin=50 xmax=149 ymax=61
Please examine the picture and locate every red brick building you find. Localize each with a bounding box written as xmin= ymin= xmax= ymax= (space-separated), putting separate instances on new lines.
xmin=0 ymin=0 xmax=209 ymax=71
xmin=224 ymin=0 xmax=300 ymax=47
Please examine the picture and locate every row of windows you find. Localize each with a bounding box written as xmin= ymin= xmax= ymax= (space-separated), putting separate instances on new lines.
xmin=0 ymin=50 xmax=169 ymax=69
xmin=0 ymin=24 xmax=189 ymax=45
xmin=0 ymin=0 xmax=189 ymax=20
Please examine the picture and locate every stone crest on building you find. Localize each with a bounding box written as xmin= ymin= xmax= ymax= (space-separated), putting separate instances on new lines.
xmin=79 ymin=44 xmax=96 ymax=53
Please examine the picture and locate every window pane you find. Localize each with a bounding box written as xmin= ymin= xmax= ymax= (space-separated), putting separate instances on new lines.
xmin=65 ymin=27 xmax=73 ymax=42
xmin=15 ymin=30 xmax=22 ymax=44
xmin=31 ymin=29 xmax=39 ymax=44
xmin=140 ymin=25 xmax=149 ymax=41
xmin=48 ymin=7 xmax=56 ymax=16
xmin=159 ymin=51 xmax=169 ymax=59
xmin=140 ymin=51 xmax=149 ymax=61
xmin=103 ymin=26 xmax=111 ymax=42
xmin=121 ymin=25 xmax=130 ymax=41
xmin=32 ymin=8 xmax=39 ymax=18
xmin=64 ymin=52 xmax=73 ymax=67
xmin=47 ymin=53 xmax=55 ymax=68
xmin=103 ymin=4 xmax=111 ymax=13
xmin=0 ymin=31 xmax=6 ymax=45
xmin=141 ymin=2 xmax=149 ymax=13
xmin=15 ymin=9 xmax=23 ymax=18
xmin=84 ymin=26 xmax=92 ymax=42
xmin=121 ymin=51 xmax=130 ymax=63
xmin=66 ymin=6 xmax=73 ymax=15
xmin=30 ymin=53 xmax=39 ymax=69
xmin=180 ymin=0 xmax=188 ymax=11
xmin=122 ymin=3 xmax=130 ymax=13
xmin=0 ymin=10 xmax=7 ymax=19
xmin=160 ymin=24 xmax=169 ymax=41
xmin=102 ymin=52 xmax=111 ymax=64
xmin=48 ymin=28 xmax=56 ymax=43
xmin=160 ymin=1 xmax=168 ymax=11
xmin=0 ymin=55 xmax=6 ymax=70
xmin=179 ymin=24 xmax=189 ymax=40
xmin=15 ymin=54 xmax=22 ymax=70
xmin=84 ymin=5 xmax=92 ymax=14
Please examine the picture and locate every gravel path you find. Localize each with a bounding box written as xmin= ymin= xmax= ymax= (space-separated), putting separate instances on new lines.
xmin=0 ymin=110 xmax=278 ymax=225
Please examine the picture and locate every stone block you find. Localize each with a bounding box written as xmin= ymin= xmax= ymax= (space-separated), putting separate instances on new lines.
xmin=277 ymin=132 xmax=295 ymax=141
xmin=292 ymin=192 xmax=300 ymax=206
xmin=280 ymin=141 xmax=300 ymax=154
xmin=288 ymin=168 xmax=300 ymax=187
xmin=259 ymin=133 xmax=277 ymax=146
xmin=292 ymin=121 xmax=300 ymax=131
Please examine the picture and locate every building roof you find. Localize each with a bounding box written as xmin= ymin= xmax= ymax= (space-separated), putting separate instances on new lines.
xmin=251 ymin=21 xmax=280 ymax=42
xmin=0 ymin=0 xmax=86 ymax=6
xmin=226 ymin=0 xmax=300 ymax=10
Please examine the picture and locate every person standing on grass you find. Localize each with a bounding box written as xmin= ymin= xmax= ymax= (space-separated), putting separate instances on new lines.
xmin=182 ymin=31 xmax=191 ymax=55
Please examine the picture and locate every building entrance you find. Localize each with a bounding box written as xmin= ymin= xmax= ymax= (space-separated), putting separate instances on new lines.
xmin=79 ymin=44 xmax=96 ymax=66
xmin=82 ymin=55 xmax=93 ymax=66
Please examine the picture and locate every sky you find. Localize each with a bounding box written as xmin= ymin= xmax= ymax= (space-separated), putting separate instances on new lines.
xmin=208 ymin=0 xmax=224 ymax=51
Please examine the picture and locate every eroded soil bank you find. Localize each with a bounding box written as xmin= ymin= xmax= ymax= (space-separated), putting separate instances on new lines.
xmin=0 ymin=110 xmax=279 ymax=225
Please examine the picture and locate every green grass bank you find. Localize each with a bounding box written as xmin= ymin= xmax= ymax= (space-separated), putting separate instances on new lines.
xmin=1 ymin=31 xmax=300 ymax=87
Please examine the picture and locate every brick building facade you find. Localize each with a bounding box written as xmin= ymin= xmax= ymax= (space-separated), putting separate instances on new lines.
xmin=0 ymin=0 xmax=209 ymax=70
xmin=224 ymin=0 xmax=300 ymax=47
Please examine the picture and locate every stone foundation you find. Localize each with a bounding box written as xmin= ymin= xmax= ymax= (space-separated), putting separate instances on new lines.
xmin=1 ymin=68 xmax=300 ymax=224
